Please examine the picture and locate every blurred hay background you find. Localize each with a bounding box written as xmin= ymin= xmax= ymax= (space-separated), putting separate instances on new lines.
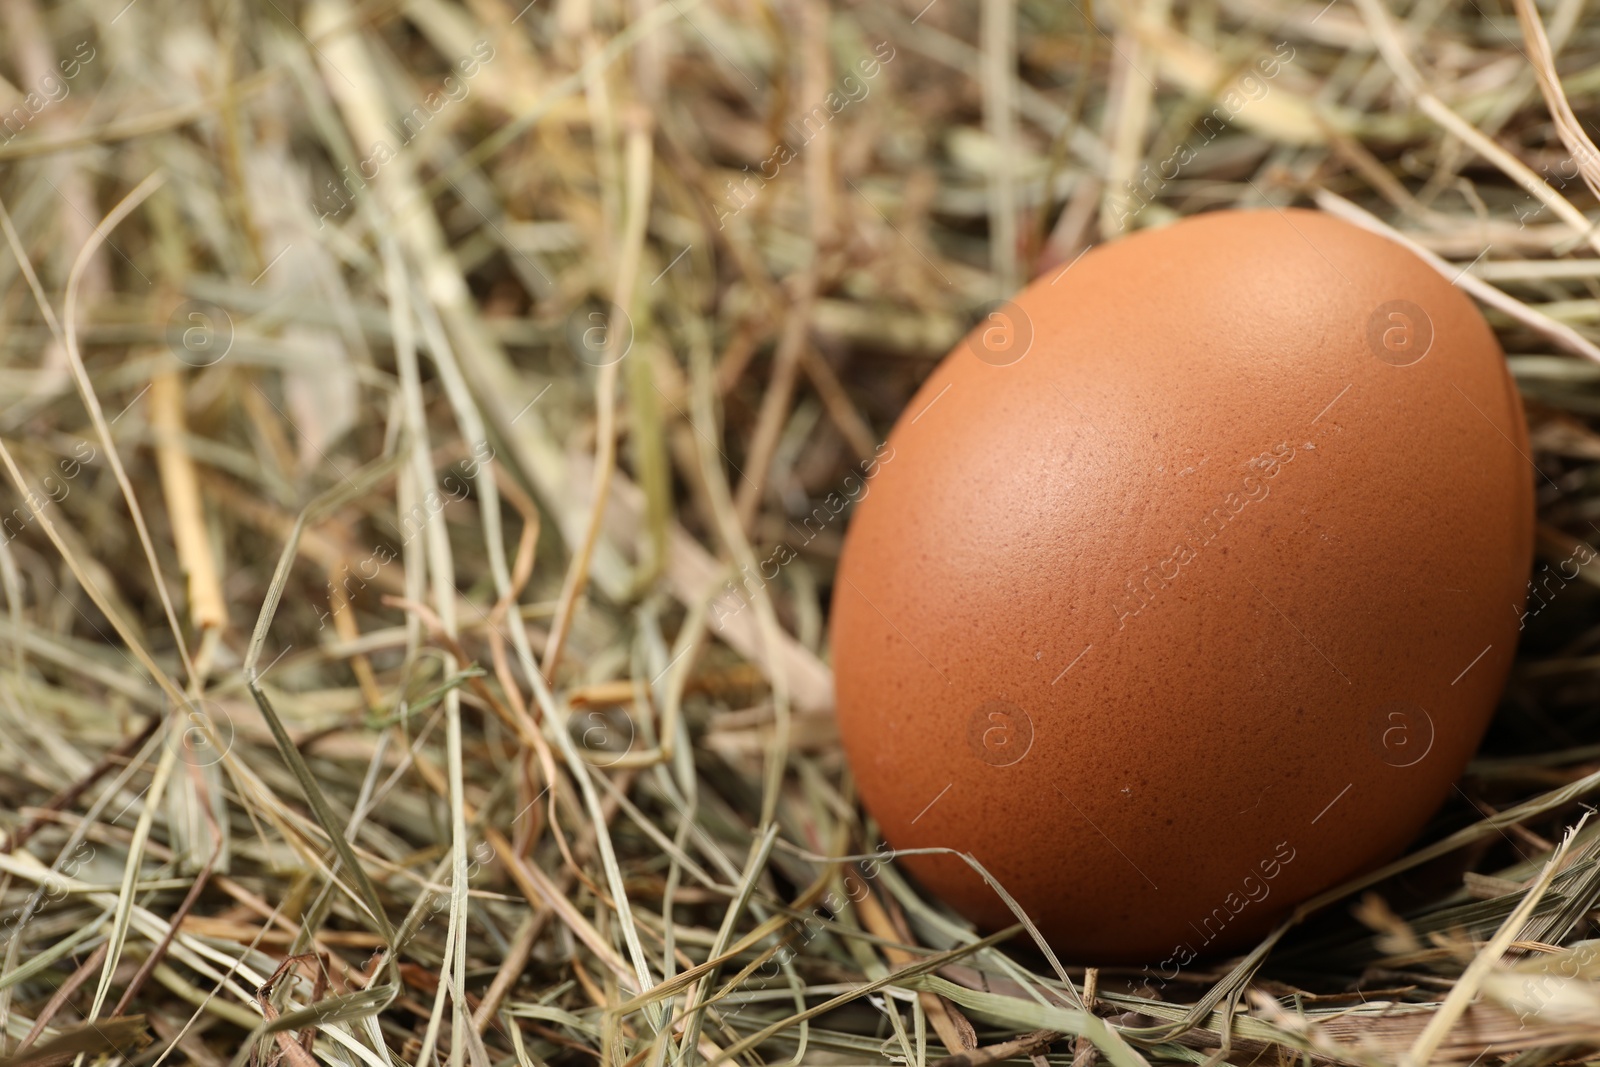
xmin=2 ymin=0 xmax=1600 ymax=1063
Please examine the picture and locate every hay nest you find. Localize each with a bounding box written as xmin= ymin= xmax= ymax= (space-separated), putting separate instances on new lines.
xmin=1 ymin=0 xmax=1599 ymax=1063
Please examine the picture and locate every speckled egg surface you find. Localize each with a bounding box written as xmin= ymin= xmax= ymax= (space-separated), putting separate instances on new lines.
xmin=830 ymin=208 xmax=1533 ymax=964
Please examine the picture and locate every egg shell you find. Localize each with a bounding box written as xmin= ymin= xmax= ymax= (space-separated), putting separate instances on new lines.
xmin=830 ymin=208 xmax=1534 ymax=964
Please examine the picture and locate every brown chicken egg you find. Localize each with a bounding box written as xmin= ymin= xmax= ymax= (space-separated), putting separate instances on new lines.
xmin=830 ymin=208 xmax=1533 ymax=964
